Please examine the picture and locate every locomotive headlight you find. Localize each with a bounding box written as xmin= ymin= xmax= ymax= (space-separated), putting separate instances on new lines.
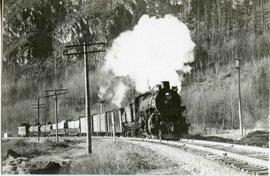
xmin=165 ymin=92 xmax=172 ymax=100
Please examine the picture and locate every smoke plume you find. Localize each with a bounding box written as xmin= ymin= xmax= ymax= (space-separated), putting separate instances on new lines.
xmin=104 ymin=14 xmax=195 ymax=92
xmin=111 ymin=82 xmax=128 ymax=107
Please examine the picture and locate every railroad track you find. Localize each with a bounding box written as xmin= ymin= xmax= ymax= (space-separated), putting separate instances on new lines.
xmin=116 ymin=137 xmax=269 ymax=176
xmin=4 ymin=136 xmax=269 ymax=175
xmin=180 ymin=139 xmax=269 ymax=161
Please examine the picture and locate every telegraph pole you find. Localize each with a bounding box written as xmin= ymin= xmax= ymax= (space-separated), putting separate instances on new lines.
xmin=43 ymin=89 xmax=67 ymax=142
xmin=64 ymin=42 xmax=106 ymax=154
xmin=32 ymin=97 xmax=46 ymax=142
xmin=112 ymin=112 xmax=116 ymax=143
xmin=83 ymin=42 xmax=92 ymax=153
xmin=235 ymin=58 xmax=243 ymax=136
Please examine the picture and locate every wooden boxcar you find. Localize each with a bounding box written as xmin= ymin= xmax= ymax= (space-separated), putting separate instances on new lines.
xmin=18 ymin=126 xmax=29 ymax=137
xmin=66 ymin=119 xmax=80 ymax=136
xmin=51 ymin=121 xmax=67 ymax=136
xmin=29 ymin=125 xmax=39 ymax=136
xmin=79 ymin=116 xmax=87 ymax=135
xmin=106 ymin=111 xmax=114 ymax=134
xmin=113 ymin=109 xmax=123 ymax=134
xmin=40 ymin=124 xmax=47 ymax=136
xmin=92 ymin=113 xmax=107 ymax=135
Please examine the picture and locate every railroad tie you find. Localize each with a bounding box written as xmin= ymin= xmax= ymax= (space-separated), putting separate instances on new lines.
xmin=241 ymin=166 xmax=268 ymax=172
xmin=250 ymin=169 xmax=269 ymax=176
xmin=228 ymin=160 xmax=248 ymax=168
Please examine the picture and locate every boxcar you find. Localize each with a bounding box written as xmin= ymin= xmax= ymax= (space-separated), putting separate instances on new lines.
xmin=66 ymin=119 xmax=80 ymax=136
xmin=100 ymin=113 xmax=107 ymax=133
xmin=18 ymin=126 xmax=28 ymax=137
xmin=79 ymin=116 xmax=87 ymax=135
xmin=51 ymin=121 xmax=67 ymax=136
xmin=113 ymin=109 xmax=123 ymax=134
xmin=92 ymin=113 xmax=107 ymax=135
xmin=105 ymin=109 xmax=124 ymax=135
xmin=106 ymin=111 xmax=113 ymax=134
xmin=93 ymin=114 xmax=100 ymax=134
xmin=40 ymin=124 xmax=47 ymax=136
xmin=45 ymin=123 xmax=53 ymax=134
xmin=29 ymin=125 xmax=39 ymax=136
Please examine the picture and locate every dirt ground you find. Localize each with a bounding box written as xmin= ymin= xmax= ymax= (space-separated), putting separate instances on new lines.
xmin=1 ymin=137 xmax=249 ymax=175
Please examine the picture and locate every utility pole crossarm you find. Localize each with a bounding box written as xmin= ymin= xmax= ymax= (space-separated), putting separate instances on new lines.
xmin=32 ymin=107 xmax=46 ymax=109
xmin=45 ymin=89 xmax=68 ymax=92
xmin=32 ymin=104 xmax=45 ymax=108
xmin=32 ymin=103 xmax=45 ymax=106
xmin=64 ymin=42 xmax=106 ymax=48
xmin=42 ymin=92 xmax=67 ymax=98
xmin=63 ymin=50 xmax=106 ymax=56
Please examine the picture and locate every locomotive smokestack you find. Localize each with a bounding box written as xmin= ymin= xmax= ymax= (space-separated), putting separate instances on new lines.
xmin=161 ymin=81 xmax=170 ymax=90
xmin=172 ymin=86 xmax=178 ymax=92
xmin=153 ymin=84 xmax=162 ymax=92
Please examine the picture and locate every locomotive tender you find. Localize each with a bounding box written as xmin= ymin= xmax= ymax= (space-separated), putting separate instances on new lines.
xmin=18 ymin=81 xmax=189 ymax=140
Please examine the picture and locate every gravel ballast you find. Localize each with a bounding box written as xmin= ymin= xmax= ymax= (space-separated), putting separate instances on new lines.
xmin=125 ymin=140 xmax=249 ymax=176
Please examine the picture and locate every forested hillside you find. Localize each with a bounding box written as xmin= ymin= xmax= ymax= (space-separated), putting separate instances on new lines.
xmin=2 ymin=0 xmax=269 ymax=135
xmin=180 ymin=0 xmax=270 ymax=132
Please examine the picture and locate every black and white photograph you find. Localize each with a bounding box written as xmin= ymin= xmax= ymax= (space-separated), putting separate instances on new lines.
xmin=1 ymin=0 xmax=269 ymax=175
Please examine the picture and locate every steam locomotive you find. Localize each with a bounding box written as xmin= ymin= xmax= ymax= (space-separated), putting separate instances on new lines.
xmin=18 ymin=81 xmax=189 ymax=140
xmin=122 ymin=81 xmax=189 ymax=140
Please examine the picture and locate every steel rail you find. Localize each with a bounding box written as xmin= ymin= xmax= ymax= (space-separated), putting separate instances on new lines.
xmin=180 ymin=139 xmax=269 ymax=154
xmin=115 ymin=137 xmax=269 ymax=168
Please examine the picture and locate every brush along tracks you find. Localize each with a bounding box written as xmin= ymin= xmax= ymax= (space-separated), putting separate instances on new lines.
xmin=117 ymin=137 xmax=269 ymax=176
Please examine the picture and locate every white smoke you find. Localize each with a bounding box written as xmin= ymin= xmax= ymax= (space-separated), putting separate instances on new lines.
xmin=104 ymin=14 xmax=195 ymax=92
xmin=111 ymin=82 xmax=128 ymax=107
xmin=98 ymin=86 xmax=107 ymax=99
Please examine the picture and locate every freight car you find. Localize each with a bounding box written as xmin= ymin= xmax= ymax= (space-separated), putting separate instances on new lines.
xmin=18 ymin=123 xmax=30 ymax=137
xmin=51 ymin=120 xmax=68 ymax=136
xmin=92 ymin=109 xmax=123 ymax=136
xmin=29 ymin=123 xmax=40 ymax=136
xmin=66 ymin=119 xmax=81 ymax=136
xmin=18 ymin=81 xmax=188 ymax=140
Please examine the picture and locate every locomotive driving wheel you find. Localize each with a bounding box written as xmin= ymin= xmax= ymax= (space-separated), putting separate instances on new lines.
xmin=147 ymin=112 xmax=160 ymax=137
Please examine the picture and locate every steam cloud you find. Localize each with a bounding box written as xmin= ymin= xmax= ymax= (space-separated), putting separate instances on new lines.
xmin=104 ymin=14 xmax=195 ymax=93
xmin=111 ymin=82 xmax=128 ymax=107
